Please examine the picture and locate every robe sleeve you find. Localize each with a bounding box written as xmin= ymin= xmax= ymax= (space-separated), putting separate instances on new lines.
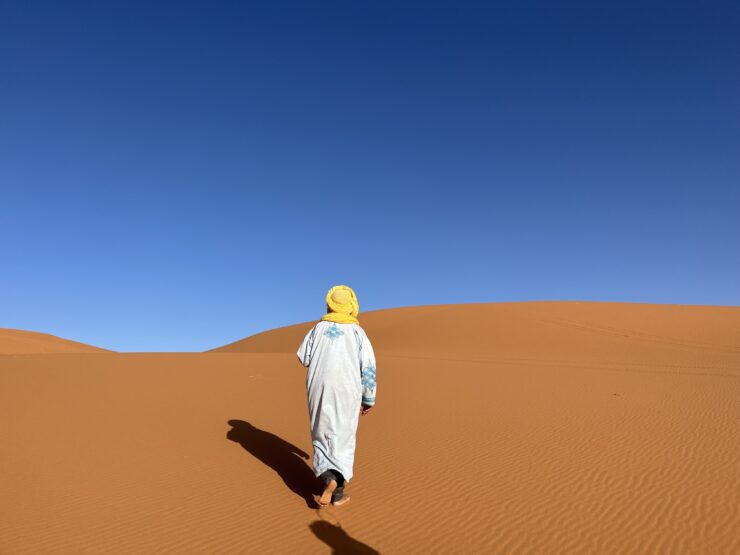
xmin=359 ymin=331 xmax=377 ymax=406
xmin=297 ymin=326 xmax=317 ymax=367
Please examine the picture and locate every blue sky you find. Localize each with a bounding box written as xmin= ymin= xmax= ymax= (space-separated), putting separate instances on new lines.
xmin=1 ymin=1 xmax=738 ymax=351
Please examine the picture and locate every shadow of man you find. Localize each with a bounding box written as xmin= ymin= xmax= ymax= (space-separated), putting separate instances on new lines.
xmin=227 ymin=419 xmax=319 ymax=508
xmin=310 ymin=521 xmax=380 ymax=554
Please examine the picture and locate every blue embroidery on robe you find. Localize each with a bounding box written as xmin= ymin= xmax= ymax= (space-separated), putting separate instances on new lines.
xmin=361 ymin=365 xmax=376 ymax=389
xmin=324 ymin=323 xmax=344 ymax=341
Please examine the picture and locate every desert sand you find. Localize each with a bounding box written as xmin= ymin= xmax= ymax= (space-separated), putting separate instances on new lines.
xmin=0 ymin=329 xmax=108 ymax=354
xmin=1 ymin=302 xmax=739 ymax=553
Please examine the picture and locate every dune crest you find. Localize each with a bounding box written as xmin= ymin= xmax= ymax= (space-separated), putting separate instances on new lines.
xmin=213 ymin=302 xmax=740 ymax=373
xmin=0 ymin=328 xmax=107 ymax=354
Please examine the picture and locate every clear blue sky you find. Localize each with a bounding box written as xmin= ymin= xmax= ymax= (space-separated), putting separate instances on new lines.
xmin=1 ymin=1 xmax=738 ymax=351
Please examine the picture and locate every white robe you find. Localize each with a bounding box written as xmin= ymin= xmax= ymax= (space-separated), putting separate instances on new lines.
xmin=297 ymin=320 xmax=377 ymax=482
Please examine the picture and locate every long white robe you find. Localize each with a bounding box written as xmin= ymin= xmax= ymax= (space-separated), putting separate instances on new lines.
xmin=297 ymin=321 xmax=377 ymax=482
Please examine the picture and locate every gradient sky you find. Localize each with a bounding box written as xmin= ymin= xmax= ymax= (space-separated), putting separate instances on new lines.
xmin=1 ymin=1 xmax=738 ymax=351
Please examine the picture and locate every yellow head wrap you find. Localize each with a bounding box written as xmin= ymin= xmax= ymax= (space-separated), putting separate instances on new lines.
xmin=321 ymin=285 xmax=360 ymax=325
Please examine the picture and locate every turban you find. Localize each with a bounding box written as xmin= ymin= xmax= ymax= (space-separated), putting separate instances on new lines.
xmin=321 ymin=285 xmax=359 ymax=325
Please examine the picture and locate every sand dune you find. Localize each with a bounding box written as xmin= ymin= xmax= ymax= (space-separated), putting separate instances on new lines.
xmin=1 ymin=302 xmax=739 ymax=553
xmin=0 ymin=328 xmax=106 ymax=354
xmin=215 ymin=302 xmax=740 ymax=375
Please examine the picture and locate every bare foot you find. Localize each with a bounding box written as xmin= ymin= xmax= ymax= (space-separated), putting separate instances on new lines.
xmin=332 ymin=495 xmax=351 ymax=507
xmin=318 ymin=479 xmax=337 ymax=507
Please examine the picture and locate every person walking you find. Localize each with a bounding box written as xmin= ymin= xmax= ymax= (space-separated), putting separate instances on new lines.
xmin=297 ymin=285 xmax=377 ymax=507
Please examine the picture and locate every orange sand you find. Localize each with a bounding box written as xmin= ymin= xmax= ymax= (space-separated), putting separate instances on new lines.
xmin=0 ymin=328 xmax=108 ymax=354
xmin=1 ymin=302 xmax=739 ymax=553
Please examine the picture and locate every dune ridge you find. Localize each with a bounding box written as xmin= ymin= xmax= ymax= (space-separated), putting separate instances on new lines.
xmin=1 ymin=302 xmax=739 ymax=553
xmin=0 ymin=328 xmax=107 ymax=354
xmin=214 ymin=302 xmax=740 ymax=375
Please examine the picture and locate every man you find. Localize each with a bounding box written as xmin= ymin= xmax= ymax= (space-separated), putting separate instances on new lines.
xmin=297 ymin=285 xmax=377 ymax=507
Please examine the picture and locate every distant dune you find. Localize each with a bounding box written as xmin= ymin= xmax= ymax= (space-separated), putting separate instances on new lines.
xmin=1 ymin=302 xmax=739 ymax=553
xmin=213 ymin=302 xmax=740 ymax=371
xmin=0 ymin=328 xmax=107 ymax=354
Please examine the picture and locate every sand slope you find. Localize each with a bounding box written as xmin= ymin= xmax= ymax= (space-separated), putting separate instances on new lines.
xmin=1 ymin=302 xmax=739 ymax=553
xmin=215 ymin=302 xmax=740 ymax=374
xmin=0 ymin=328 xmax=107 ymax=354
